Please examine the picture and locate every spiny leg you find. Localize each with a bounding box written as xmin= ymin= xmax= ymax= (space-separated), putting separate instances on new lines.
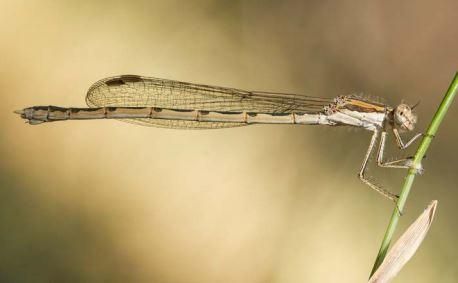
xmin=377 ymin=130 xmax=424 ymax=172
xmin=392 ymin=128 xmax=423 ymax=150
xmin=381 ymin=158 xmax=413 ymax=166
xmin=377 ymin=131 xmax=410 ymax=169
xmin=358 ymin=130 xmax=398 ymax=202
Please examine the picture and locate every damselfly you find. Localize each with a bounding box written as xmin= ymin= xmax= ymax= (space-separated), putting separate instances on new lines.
xmin=15 ymin=75 xmax=423 ymax=201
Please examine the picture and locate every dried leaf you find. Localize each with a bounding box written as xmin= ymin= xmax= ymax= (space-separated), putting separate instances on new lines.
xmin=368 ymin=200 xmax=438 ymax=283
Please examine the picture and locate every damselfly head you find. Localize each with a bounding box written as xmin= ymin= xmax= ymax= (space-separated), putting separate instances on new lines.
xmin=393 ymin=104 xmax=417 ymax=131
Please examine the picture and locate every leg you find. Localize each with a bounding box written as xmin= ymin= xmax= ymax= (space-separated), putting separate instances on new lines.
xmin=392 ymin=128 xmax=423 ymax=150
xmin=381 ymin=158 xmax=412 ymax=166
xmin=378 ymin=130 xmax=424 ymax=172
xmin=358 ymin=130 xmax=398 ymax=202
xmin=377 ymin=131 xmax=411 ymax=169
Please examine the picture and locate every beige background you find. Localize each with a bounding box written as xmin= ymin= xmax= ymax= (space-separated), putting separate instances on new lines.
xmin=1 ymin=1 xmax=457 ymax=282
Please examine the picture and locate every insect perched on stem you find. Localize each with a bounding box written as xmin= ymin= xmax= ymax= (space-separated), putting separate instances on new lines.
xmin=15 ymin=75 xmax=423 ymax=200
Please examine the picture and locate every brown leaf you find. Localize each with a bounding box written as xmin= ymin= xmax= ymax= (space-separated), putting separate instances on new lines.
xmin=369 ymin=200 xmax=438 ymax=283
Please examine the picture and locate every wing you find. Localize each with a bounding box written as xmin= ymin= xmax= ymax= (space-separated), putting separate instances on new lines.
xmin=85 ymin=75 xmax=332 ymax=129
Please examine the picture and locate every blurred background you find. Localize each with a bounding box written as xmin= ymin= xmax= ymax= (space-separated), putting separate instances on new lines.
xmin=1 ymin=1 xmax=457 ymax=282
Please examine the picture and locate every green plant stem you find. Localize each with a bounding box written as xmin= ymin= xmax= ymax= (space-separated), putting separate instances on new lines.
xmin=370 ymin=72 xmax=458 ymax=277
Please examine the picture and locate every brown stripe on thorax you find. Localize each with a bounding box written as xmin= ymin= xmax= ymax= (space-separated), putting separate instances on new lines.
xmin=339 ymin=97 xmax=387 ymax=113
